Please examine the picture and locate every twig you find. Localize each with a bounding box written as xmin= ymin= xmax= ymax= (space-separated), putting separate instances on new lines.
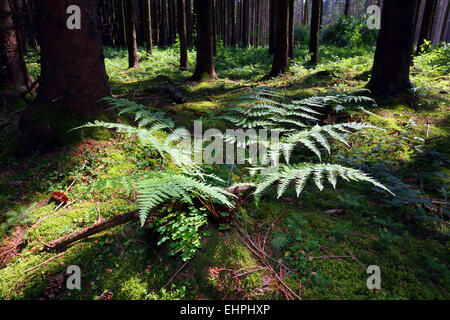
xmin=23 ymin=252 xmax=65 ymax=274
xmin=163 ymin=250 xmax=199 ymax=289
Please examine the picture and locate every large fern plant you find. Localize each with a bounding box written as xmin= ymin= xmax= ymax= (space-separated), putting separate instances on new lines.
xmin=222 ymin=87 xmax=393 ymax=201
xmin=75 ymin=97 xmax=235 ymax=225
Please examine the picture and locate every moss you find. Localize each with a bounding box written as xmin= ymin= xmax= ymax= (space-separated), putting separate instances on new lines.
xmin=189 ymin=229 xmax=268 ymax=299
xmin=23 ymin=105 xmax=114 ymax=148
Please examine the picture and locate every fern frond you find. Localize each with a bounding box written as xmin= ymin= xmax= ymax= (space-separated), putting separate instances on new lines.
xmin=252 ymin=164 xmax=394 ymax=200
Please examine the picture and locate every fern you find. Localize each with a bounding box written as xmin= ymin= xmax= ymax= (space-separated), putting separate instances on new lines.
xmin=136 ymin=172 xmax=234 ymax=225
xmin=227 ymin=87 xmax=393 ymax=199
xmin=75 ymin=98 xmax=235 ymax=227
xmin=252 ymin=164 xmax=394 ymax=201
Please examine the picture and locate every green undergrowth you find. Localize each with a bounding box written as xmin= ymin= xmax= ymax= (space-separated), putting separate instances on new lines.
xmin=0 ymin=44 xmax=448 ymax=300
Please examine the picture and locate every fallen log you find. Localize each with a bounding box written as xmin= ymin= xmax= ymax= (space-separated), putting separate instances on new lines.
xmin=43 ymin=185 xmax=255 ymax=251
xmin=44 ymin=210 xmax=140 ymax=250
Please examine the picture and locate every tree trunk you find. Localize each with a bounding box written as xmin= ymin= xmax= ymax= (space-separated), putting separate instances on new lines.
xmin=190 ymin=0 xmax=217 ymax=81
xmin=146 ymin=0 xmax=153 ymax=54
xmin=304 ymin=0 xmax=309 ymax=25
xmin=266 ymin=0 xmax=289 ymax=78
xmin=344 ymin=0 xmax=350 ymax=15
xmin=440 ymin=0 xmax=450 ymax=41
xmin=20 ymin=0 xmax=111 ymax=150
xmin=288 ymin=0 xmax=295 ymax=59
xmin=242 ymin=0 xmax=249 ymax=48
xmin=368 ymin=0 xmax=418 ymax=95
xmin=269 ymin=0 xmax=276 ymax=54
xmin=231 ymin=0 xmax=237 ymax=46
xmin=186 ymin=0 xmax=193 ymax=47
xmin=178 ymin=0 xmax=189 ymax=70
xmin=308 ymin=0 xmax=321 ymax=65
xmin=0 ymin=0 xmax=33 ymax=96
xmin=416 ymin=0 xmax=437 ymax=54
xmin=124 ymin=0 xmax=139 ymax=68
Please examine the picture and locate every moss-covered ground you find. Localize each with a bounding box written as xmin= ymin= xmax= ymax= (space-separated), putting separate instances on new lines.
xmin=0 ymin=44 xmax=448 ymax=300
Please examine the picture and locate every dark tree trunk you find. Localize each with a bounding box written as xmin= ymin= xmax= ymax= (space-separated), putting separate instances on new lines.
xmin=440 ymin=0 xmax=450 ymax=41
xmin=269 ymin=0 xmax=276 ymax=54
xmin=20 ymin=0 xmax=111 ymax=150
xmin=0 ymin=0 xmax=33 ymax=96
xmin=344 ymin=0 xmax=350 ymax=15
xmin=190 ymin=0 xmax=217 ymax=81
xmin=368 ymin=0 xmax=418 ymax=95
xmin=416 ymin=0 xmax=437 ymax=54
xmin=242 ymin=0 xmax=249 ymax=47
xmin=121 ymin=0 xmax=128 ymax=45
xmin=124 ymin=0 xmax=139 ymax=68
xmin=146 ymin=0 xmax=153 ymax=54
xmin=304 ymin=0 xmax=309 ymax=25
xmin=186 ymin=0 xmax=193 ymax=47
xmin=288 ymin=0 xmax=295 ymax=59
xmin=178 ymin=0 xmax=189 ymax=70
xmin=212 ymin=0 xmax=217 ymax=56
xmin=231 ymin=0 xmax=237 ymax=46
xmin=308 ymin=0 xmax=321 ymax=65
xmin=266 ymin=0 xmax=289 ymax=78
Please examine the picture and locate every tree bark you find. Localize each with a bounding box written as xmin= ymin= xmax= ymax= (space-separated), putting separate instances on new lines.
xmin=288 ymin=0 xmax=295 ymax=59
xmin=269 ymin=0 xmax=276 ymax=54
xmin=242 ymin=0 xmax=249 ymax=48
xmin=146 ymin=0 xmax=153 ymax=54
xmin=344 ymin=0 xmax=350 ymax=15
xmin=416 ymin=0 xmax=437 ymax=54
xmin=440 ymin=0 xmax=450 ymax=41
xmin=124 ymin=0 xmax=139 ymax=68
xmin=0 ymin=0 xmax=33 ymax=96
xmin=368 ymin=0 xmax=418 ymax=95
xmin=20 ymin=0 xmax=111 ymax=150
xmin=265 ymin=0 xmax=289 ymax=78
xmin=178 ymin=0 xmax=189 ymax=70
xmin=308 ymin=0 xmax=321 ymax=65
xmin=190 ymin=0 xmax=217 ymax=81
xmin=304 ymin=0 xmax=309 ymax=26
xmin=186 ymin=0 xmax=193 ymax=47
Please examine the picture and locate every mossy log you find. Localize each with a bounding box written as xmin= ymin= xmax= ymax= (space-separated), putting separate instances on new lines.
xmin=43 ymin=185 xmax=254 ymax=251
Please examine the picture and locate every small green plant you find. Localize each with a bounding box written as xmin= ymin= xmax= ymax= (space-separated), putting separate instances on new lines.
xmin=152 ymin=206 xmax=208 ymax=261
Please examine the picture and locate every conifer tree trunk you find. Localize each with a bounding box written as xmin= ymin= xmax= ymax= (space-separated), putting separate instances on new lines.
xmin=368 ymin=0 xmax=418 ymax=95
xmin=440 ymin=0 xmax=450 ymax=41
xmin=146 ymin=0 xmax=153 ymax=54
xmin=231 ymin=0 xmax=237 ymax=46
xmin=416 ymin=0 xmax=437 ymax=54
xmin=304 ymin=0 xmax=309 ymax=25
xmin=266 ymin=0 xmax=289 ymax=78
xmin=242 ymin=0 xmax=249 ymax=48
xmin=0 ymin=0 xmax=32 ymax=95
xmin=186 ymin=0 xmax=193 ymax=47
xmin=308 ymin=0 xmax=321 ymax=65
xmin=178 ymin=0 xmax=189 ymax=70
xmin=269 ymin=0 xmax=276 ymax=54
xmin=344 ymin=0 xmax=350 ymax=15
xmin=20 ymin=0 xmax=111 ymax=150
xmin=190 ymin=0 xmax=217 ymax=81
xmin=124 ymin=0 xmax=139 ymax=68
xmin=288 ymin=0 xmax=295 ymax=59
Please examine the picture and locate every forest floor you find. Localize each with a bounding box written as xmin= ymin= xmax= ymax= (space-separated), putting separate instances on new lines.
xmin=0 ymin=44 xmax=449 ymax=300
